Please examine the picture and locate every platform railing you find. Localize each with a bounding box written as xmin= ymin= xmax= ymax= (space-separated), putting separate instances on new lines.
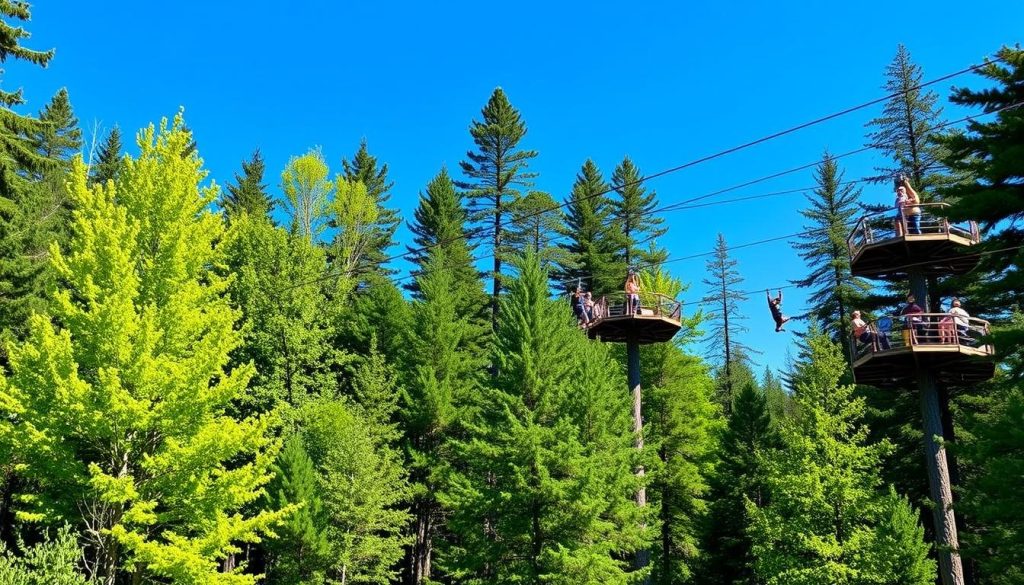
xmin=585 ymin=292 xmax=682 ymax=326
xmin=847 ymin=202 xmax=980 ymax=259
xmin=850 ymin=313 xmax=992 ymax=361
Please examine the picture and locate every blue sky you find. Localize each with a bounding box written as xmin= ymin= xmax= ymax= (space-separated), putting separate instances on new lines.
xmin=9 ymin=0 xmax=1022 ymax=376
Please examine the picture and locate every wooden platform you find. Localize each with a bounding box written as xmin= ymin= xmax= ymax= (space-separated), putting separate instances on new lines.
xmin=852 ymin=344 xmax=995 ymax=389
xmin=847 ymin=205 xmax=981 ymax=278
xmin=584 ymin=293 xmax=682 ymax=344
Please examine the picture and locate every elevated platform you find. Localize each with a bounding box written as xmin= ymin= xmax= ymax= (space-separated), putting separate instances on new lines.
xmin=585 ymin=293 xmax=682 ymax=344
xmin=847 ymin=203 xmax=981 ymax=278
xmin=851 ymin=313 xmax=995 ymax=389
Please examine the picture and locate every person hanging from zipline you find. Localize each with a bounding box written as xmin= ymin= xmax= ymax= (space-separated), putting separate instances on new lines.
xmin=766 ymin=289 xmax=791 ymax=332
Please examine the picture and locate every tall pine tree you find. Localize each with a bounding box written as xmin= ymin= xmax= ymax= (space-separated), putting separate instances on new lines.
xmin=701 ymin=233 xmax=754 ymax=413
xmin=222 ymin=149 xmax=273 ymax=221
xmin=341 ymin=139 xmax=401 ymax=278
xmin=88 ymin=126 xmax=122 ymax=186
xmin=457 ymin=87 xmax=538 ymax=330
xmin=507 ymin=190 xmax=573 ymax=271
xmin=611 ymin=156 xmax=666 ymax=268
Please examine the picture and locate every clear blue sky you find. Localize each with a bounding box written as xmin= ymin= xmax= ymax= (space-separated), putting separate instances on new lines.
xmin=10 ymin=0 xmax=1022 ymax=377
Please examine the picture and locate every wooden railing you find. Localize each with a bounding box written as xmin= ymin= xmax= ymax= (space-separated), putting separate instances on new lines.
xmin=847 ymin=202 xmax=980 ymax=259
xmin=850 ymin=313 xmax=992 ymax=361
xmin=587 ymin=292 xmax=682 ymax=325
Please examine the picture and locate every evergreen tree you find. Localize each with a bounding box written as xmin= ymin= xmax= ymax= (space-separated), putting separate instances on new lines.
xmin=439 ymin=253 xmax=647 ymax=584
xmin=31 ymin=88 xmax=82 ymax=166
xmin=264 ymin=435 xmax=331 ymax=584
xmin=457 ymin=87 xmax=538 ymax=330
xmin=222 ymin=149 xmax=273 ymax=220
xmin=341 ymin=140 xmax=401 ymax=277
xmin=0 ymin=0 xmax=54 ymax=199
xmin=554 ymin=159 xmax=625 ymax=296
xmin=0 ymin=114 xmax=287 ymax=582
xmin=507 ymin=190 xmax=574 ymax=271
xmin=611 ymin=156 xmax=667 ymax=267
xmin=221 ymin=213 xmax=341 ymax=414
xmin=704 ymin=382 xmax=781 ymax=585
xmin=401 ymin=251 xmax=487 ymax=584
xmin=89 ymin=126 xmax=122 ymax=186
xmin=748 ymin=332 xmax=933 ymax=585
xmin=791 ymin=152 xmax=869 ymax=348
xmin=761 ymin=365 xmax=791 ymax=424
xmin=297 ymin=398 xmax=411 ymax=585
xmin=281 ymin=148 xmax=332 ymax=241
xmin=701 ymin=233 xmax=754 ymax=413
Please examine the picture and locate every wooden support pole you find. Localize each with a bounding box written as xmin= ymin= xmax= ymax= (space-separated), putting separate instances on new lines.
xmin=627 ymin=339 xmax=649 ymax=582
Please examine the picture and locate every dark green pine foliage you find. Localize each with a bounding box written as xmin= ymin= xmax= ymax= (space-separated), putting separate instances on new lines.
xmin=31 ymin=88 xmax=81 ymax=167
xmin=264 ymin=435 xmax=331 ymax=584
xmin=704 ymin=382 xmax=781 ymax=585
xmin=222 ymin=149 xmax=273 ymax=221
xmin=761 ymin=366 xmax=792 ymax=424
xmin=88 ymin=126 xmax=122 ymax=186
xmin=341 ymin=139 xmax=401 ymax=277
xmin=611 ymin=156 xmax=667 ymax=268
xmin=402 ymin=250 xmax=487 ymax=584
xmin=439 ymin=253 xmax=647 ymax=585
xmin=554 ymin=159 xmax=625 ymax=296
xmin=507 ymin=190 xmax=575 ymax=272
xmin=457 ymin=87 xmax=538 ymax=330
xmin=701 ymin=233 xmax=754 ymax=414
xmin=0 ymin=0 xmax=54 ymax=200
xmin=791 ymin=152 xmax=869 ymax=349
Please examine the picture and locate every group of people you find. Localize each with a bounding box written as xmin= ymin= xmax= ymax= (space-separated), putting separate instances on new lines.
xmin=570 ymin=270 xmax=643 ymax=328
xmin=894 ymin=175 xmax=923 ymax=236
xmin=851 ymin=294 xmax=975 ymax=351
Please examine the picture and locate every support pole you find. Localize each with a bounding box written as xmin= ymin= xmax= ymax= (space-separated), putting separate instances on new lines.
xmin=909 ymin=269 xmax=964 ymax=585
xmin=627 ymin=339 xmax=649 ymax=580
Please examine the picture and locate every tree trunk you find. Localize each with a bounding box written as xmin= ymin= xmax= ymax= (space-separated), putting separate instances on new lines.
xmin=628 ymin=340 xmax=650 ymax=582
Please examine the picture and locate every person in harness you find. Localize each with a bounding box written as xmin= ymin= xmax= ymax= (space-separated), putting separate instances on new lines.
xmin=767 ymin=289 xmax=791 ymax=332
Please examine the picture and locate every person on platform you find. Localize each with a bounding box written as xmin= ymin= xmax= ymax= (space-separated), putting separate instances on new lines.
xmin=767 ymin=289 xmax=791 ymax=332
xmin=852 ymin=310 xmax=890 ymax=350
xmin=948 ymin=298 xmax=972 ymax=344
xmin=625 ymin=271 xmax=641 ymax=315
xmin=900 ymin=293 xmax=925 ymax=343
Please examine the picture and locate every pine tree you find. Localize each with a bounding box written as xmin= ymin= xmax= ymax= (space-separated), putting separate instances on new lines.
xmin=297 ymin=398 xmax=411 ymax=585
xmin=704 ymin=382 xmax=781 ymax=585
xmin=748 ymin=332 xmax=933 ymax=585
xmin=457 ymin=87 xmax=538 ymax=330
xmin=611 ymin=156 xmax=666 ymax=267
xmin=507 ymin=190 xmax=574 ymax=271
xmin=264 ymin=435 xmax=331 ymax=584
xmin=341 ymin=140 xmax=401 ymax=277
xmin=791 ymin=152 xmax=869 ymax=348
xmin=0 ymin=0 xmax=55 ymax=199
xmin=222 ymin=149 xmax=272 ymax=221
xmin=554 ymin=159 xmax=625 ymax=296
xmin=89 ymin=126 xmax=122 ymax=186
xmin=0 ymin=114 xmax=287 ymax=583
xmin=31 ymin=88 xmax=82 ymax=166
xmin=701 ymin=233 xmax=754 ymax=413
xmin=281 ymin=147 xmax=332 ymax=241
xmin=402 ymin=251 xmax=486 ymax=584
xmin=439 ymin=253 xmax=647 ymax=584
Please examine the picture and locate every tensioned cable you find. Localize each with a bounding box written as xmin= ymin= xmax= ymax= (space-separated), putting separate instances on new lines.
xmin=280 ymin=56 xmax=1007 ymax=293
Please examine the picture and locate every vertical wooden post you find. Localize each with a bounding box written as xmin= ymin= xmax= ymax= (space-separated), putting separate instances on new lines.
xmin=910 ymin=269 xmax=964 ymax=585
xmin=627 ymin=339 xmax=649 ymax=581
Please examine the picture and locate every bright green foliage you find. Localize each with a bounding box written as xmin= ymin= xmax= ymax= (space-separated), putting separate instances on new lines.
xmin=297 ymin=398 xmax=411 ymax=585
xmin=638 ymin=270 xmax=720 ymax=585
xmin=701 ymin=233 xmax=754 ymax=413
xmin=329 ymin=177 xmax=379 ymax=296
xmin=748 ymin=333 xmax=931 ymax=585
xmin=857 ymin=488 xmax=935 ymax=585
xmin=507 ymin=190 xmax=575 ymax=271
xmin=265 ymin=435 xmax=331 ymax=584
xmin=704 ymin=382 xmax=781 ymax=585
xmin=332 ymin=276 xmax=411 ymax=367
xmin=554 ymin=159 xmax=625 ymax=296
xmin=281 ymin=148 xmax=332 ymax=241
xmin=350 ymin=341 xmax=402 ymax=446
xmin=439 ymin=253 xmax=646 ymax=585
xmin=222 ymin=213 xmax=342 ymax=414
xmin=457 ymin=87 xmax=539 ymax=328
xmin=791 ymin=152 xmax=869 ymax=348
xmin=0 ymin=0 xmax=54 ymax=199
xmin=222 ymin=149 xmax=273 ymax=221
xmin=611 ymin=156 xmax=666 ymax=268
xmin=0 ymin=526 xmax=87 ymax=584
xmin=402 ymin=251 xmax=487 ymax=583
xmin=88 ymin=126 xmax=122 ymax=186
xmin=0 ymin=115 xmax=287 ymax=583
xmin=341 ymin=140 xmax=401 ymax=278
xmin=761 ymin=366 xmax=791 ymax=425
